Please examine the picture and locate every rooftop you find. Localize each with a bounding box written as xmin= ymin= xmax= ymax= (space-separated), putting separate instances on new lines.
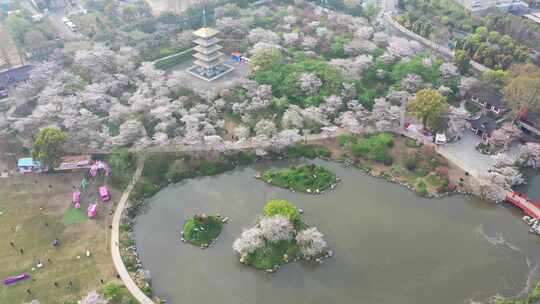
xmin=468 ymin=114 xmax=497 ymax=134
xmin=193 ymin=27 xmax=220 ymax=39
xmin=468 ymin=84 xmax=505 ymax=107
xmin=0 ymin=65 xmax=32 ymax=89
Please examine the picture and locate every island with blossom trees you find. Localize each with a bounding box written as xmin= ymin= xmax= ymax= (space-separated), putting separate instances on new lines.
xmin=233 ymin=199 xmax=331 ymax=272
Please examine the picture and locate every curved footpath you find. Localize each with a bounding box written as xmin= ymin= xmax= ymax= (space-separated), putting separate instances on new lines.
xmin=110 ymin=155 xmax=154 ymax=304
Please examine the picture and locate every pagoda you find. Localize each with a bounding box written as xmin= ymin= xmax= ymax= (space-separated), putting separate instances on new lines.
xmin=187 ymin=27 xmax=233 ymax=81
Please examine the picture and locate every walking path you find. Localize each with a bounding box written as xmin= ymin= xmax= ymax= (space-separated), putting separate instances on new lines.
xmin=380 ymin=10 xmax=489 ymax=73
xmin=110 ymin=155 xmax=154 ymax=304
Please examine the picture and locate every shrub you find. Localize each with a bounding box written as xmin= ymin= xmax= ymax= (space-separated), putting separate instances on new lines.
xmin=263 ymin=200 xmax=301 ymax=228
xmin=405 ymin=138 xmax=422 ymax=148
xmin=405 ymin=155 xmax=419 ymax=171
xmin=351 ymin=133 xmax=395 ymax=164
xmin=338 ymin=133 xmax=358 ymax=148
xmin=415 ymin=179 xmax=429 ymax=197
xmin=102 ymin=283 xmax=123 ymax=302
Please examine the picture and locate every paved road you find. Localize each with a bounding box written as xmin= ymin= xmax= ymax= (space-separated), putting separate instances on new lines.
xmin=110 ymin=155 xmax=154 ymax=304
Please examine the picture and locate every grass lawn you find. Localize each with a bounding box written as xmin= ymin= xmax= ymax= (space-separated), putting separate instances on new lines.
xmin=63 ymin=208 xmax=89 ymax=224
xmin=245 ymin=240 xmax=300 ymax=270
xmin=261 ymin=163 xmax=338 ymax=193
xmin=0 ymin=173 xmax=124 ymax=303
xmin=183 ymin=215 xmax=223 ymax=246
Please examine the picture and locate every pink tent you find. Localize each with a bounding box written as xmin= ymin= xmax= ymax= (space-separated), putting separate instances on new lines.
xmin=72 ymin=191 xmax=81 ymax=204
xmin=89 ymin=165 xmax=98 ymax=177
xmin=99 ymin=186 xmax=110 ymax=202
xmin=87 ymin=203 xmax=97 ymax=218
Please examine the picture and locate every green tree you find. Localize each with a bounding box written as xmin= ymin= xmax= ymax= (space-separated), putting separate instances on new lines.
xmin=408 ymin=89 xmax=449 ymax=131
xmin=107 ymin=148 xmax=135 ymax=187
xmin=263 ymin=199 xmax=301 ymax=227
xmin=5 ymin=14 xmax=32 ymax=46
xmin=503 ymin=64 xmax=540 ymax=117
xmin=32 ymin=128 xmax=69 ymax=170
xmin=362 ymin=3 xmax=380 ymax=21
xmin=474 ymin=26 xmax=488 ymax=40
xmin=454 ymin=50 xmax=471 ymax=75
xmin=481 ymin=69 xmax=508 ymax=89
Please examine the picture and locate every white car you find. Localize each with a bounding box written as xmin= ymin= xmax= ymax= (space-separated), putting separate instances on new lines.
xmin=62 ymin=17 xmax=70 ymax=23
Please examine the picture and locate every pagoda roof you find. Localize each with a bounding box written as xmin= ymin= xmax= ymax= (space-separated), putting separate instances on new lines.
xmin=193 ymin=27 xmax=220 ymax=38
xmin=194 ymin=44 xmax=223 ymax=55
xmin=193 ymin=51 xmax=223 ymax=62
xmin=193 ymin=59 xmax=222 ymax=69
xmin=194 ymin=37 xmax=221 ymax=47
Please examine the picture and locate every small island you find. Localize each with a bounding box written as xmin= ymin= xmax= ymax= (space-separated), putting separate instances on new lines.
xmin=261 ymin=164 xmax=339 ymax=194
xmin=233 ymin=199 xmax=331 ymax=272
xmin=181 ymin=213 xmax=226 ymax=248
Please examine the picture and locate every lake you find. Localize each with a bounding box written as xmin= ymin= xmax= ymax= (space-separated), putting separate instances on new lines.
xmin=134 ymin=160 xmax=540 ymax=304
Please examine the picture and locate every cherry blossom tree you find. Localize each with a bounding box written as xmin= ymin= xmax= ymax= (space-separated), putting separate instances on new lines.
xmin=272 ymin=129 xmax=302 ymax=151
xmin=299 ymin=72 xmax=322 ymax=95
xmin=234 ymin=125 xmax=250 ymax=140
xmin=330 ymin=55 xmax=373 ymax=78
xmin=387 ymin=36 xmax=423 ymax=58
xmin=282 ymin=106 xmax=305 ymax=129
xmin=518 ymin=142 xmax=540 ymax=168
xmin=259 ymin=215 xmax=294 ymax=242
xmin=112 ymin=119 xmax=147 ymax=146
xmin=371 ymin=98 xmax=401 ymax=132
xmin=283 ymin=32 xmax=300 ymax=46
xmin=296 ymin=227 xmax=327 ymax=258
xmin=301 ymin=35 xmax=318 ymax=50
xmin=446 ymin=105 xmax=470 ymax=140
xmin=232 ymin=227 xmax=265 ymax=257
xmin=248 ymin=28 xmax=280 ymax=44
xmin=255 ymin=119 xmax=277 ymax=137
xmin=489 ymin=122 xmax=521 ymax=152
xmin=472 ymin=170 xmax=513 ymax=203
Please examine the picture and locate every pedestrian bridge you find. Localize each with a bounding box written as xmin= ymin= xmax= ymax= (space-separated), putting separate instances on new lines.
xmin=506 ymin=192 xmax=540 ymax=219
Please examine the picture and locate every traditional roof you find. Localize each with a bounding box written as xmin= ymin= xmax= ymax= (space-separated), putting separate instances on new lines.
xmin=193 ymin=27 xmax=219 ymax=39
xmin=468 ymin=84 xmax=505 ymax=107
xmin=0 ymin=65 xmax=32 ymax=90
xmin=468 ymin=114 xmax=497 ymax=135
xmin=194 ymin=44 xmax=222 ymax=55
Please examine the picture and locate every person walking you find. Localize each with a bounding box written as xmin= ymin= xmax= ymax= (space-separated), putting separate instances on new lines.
xmin=9 ymin=241 xmax=15 ymax=247
xmin=54 ymin=282 xmax=59 ymax=287
xmin=19 ymin=248 xmax=24 ymax=254
xmin=26 ymin=288 xmax=31 ymax=295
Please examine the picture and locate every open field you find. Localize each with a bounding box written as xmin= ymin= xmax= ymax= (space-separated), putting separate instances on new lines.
xmin=0 ymin=172 xmax=122 ymax=303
